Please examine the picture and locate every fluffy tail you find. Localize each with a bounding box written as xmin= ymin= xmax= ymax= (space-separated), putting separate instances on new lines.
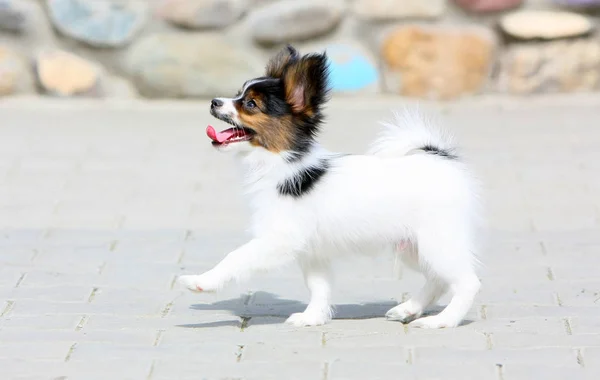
xmin=368 ymin=109 xmax=457 ymax=159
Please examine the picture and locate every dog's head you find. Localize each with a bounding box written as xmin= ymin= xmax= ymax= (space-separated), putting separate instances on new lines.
xmin=207 ymin=45 xmax=330 ymax=158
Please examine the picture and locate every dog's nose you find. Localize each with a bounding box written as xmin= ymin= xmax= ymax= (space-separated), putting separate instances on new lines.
xmin=211 ymin=99 xmax=223 ymax=109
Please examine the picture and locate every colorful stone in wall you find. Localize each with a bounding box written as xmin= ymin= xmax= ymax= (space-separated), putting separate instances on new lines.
xmin=158 ymin=0 xmax=246 ymax=29
xmin=104 ymin=75 xmax=139 ymax=99
xmin=323 ymin=44 xmax=379 ymax=94
xmin=552 ymin=0 xmax=600 ymax=8
xmin=0 ymin=0 xmax=26 ymax=32
xmin=381 ymin=26 xmax=496 ymax=100
xmin=497 ymin=39 xmax=600 ymax=93
xmin=126 ymin=34 xmax=263 ymax=98
xmin=453 ymin=0 xmax=523 ymax=13
xmin=500 ymin=10 xmax=593 ymax=40
xmin=353 ymin=0 xmax=446 ymax=20
xmin=0 ymin=46 xmax=34 ymax=96
xmin=249 ymin=0 xmax=345 ymax=45
xmin=35 ymin=49 xmax=101 ymax=96
xmin=46 ymin=0 xmax=148 ymax=48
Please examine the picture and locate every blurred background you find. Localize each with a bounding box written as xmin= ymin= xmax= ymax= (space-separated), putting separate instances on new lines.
xmin=2 ymin=0 xmax=600 ymax=100
xmin=2 ymin=2 xmax=600 ymax=379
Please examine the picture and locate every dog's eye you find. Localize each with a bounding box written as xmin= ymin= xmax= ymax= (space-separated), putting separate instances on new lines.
xmin=246 ymin=100 xmax=257 ymax=109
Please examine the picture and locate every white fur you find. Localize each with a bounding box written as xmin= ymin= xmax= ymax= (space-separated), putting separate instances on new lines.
xmin=212 ymin=97 xmax=240 ymax=125
xmin=213 ymin=79 xmax=270 ymax=127
xmin=179 ymin=110 xmax=482 ymax=328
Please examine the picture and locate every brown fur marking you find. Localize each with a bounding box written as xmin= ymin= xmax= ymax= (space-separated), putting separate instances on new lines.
xmin=281 ymin=56 xmax=322 ymax=116
xmin=235 ymin=90 xmax=296 ymax=153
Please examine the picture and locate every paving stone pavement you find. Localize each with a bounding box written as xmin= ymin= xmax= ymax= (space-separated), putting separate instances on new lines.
xmin=0 ymin=96 xmax=599 ymax=380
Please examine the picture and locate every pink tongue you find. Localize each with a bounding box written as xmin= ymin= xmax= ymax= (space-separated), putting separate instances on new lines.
xmin=206 ymin=125 xmax=235 ymax=143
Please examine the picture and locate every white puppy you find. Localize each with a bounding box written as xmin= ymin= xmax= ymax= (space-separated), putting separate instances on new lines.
xmin=179 ymin=46 xmax=482 ymax=329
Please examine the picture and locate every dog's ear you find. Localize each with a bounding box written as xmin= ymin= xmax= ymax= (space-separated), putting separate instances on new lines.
xmin=281 ymin=51 xmax=330 ymax=114
xmin=266 ymin=45 xmax=300 ymax=78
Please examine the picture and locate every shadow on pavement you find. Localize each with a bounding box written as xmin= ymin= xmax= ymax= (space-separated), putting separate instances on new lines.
xmin=185 ymin=291 xmax=400 ymax=321
xmin=177 ymin=291 xmax=474 ymax=328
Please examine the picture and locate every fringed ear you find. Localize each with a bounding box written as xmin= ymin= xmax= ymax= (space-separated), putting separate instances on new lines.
xmin=266 ymin=45 xmax=300 ymax=78
xmin=281 ymin=52 xmax=330 ymax=115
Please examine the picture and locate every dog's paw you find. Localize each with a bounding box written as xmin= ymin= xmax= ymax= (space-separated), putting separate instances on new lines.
xmin=285 ymin=312 xmax=330 ymax=327
xmin=409 ymin=316 xmax=457 ymax=329
xmin=385 ymin=302 xmax=422 ymax=323
xmin=178 ymin=274 xmax=219 ymax=293
xmin=178 ymin=275 xmax=205 ymax=292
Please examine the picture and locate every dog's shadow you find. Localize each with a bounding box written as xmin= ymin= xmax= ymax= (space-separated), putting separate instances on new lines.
xmin=179 ymin=291 xmax=460 ymax=328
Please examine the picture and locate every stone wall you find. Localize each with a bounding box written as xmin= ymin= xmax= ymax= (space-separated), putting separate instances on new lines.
xmin=1 ymin=0 xmax=600 ymax=100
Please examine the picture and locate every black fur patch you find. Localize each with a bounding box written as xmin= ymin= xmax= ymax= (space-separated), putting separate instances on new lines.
xmin=243 ymin=78 xmax=289 ymax=117
xmin=421 ymin=144 xmax=458 ymax=160
xmin=277 ymin=159 xmax=329 ymax=198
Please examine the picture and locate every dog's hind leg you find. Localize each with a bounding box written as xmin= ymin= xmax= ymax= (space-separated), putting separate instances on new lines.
xmin=408 ymin=226 xmax=480 ymax=329
xmin=286 ymin=257 xmax=333 ymax=327
xmin=386 ymin=277 xmax=446 ymax=323
xmin=409 ymin=274 xmax=479 ymax=329
xmin=386 ymin=241 xmax=447 ymax=323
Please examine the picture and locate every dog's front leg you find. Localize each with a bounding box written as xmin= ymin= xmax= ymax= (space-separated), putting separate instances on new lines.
xmin=286 ymin=258 xmax=333 ymax=327
xmin=178 ymin=238 xmax=296 ymax=292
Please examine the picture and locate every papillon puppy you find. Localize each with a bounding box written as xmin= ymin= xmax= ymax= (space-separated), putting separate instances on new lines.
xmin=179 ymin=46 xmax=482 ymax=329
